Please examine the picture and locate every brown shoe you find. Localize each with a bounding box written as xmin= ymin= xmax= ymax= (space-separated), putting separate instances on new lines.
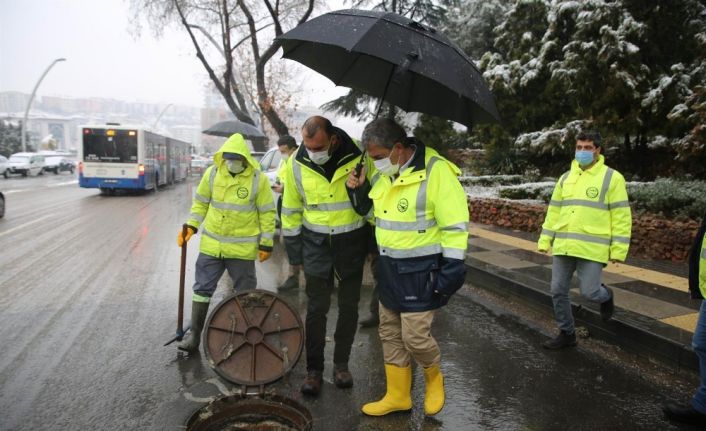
xmin=300 ymin=370 xmax=323 ymax=396
xmin=333 ymin=364 xmax=353 ymax=388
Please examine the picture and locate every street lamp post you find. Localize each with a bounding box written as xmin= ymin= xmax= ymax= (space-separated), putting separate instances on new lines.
xmin=21 ymin=58 xmax=67 ymax=153
xmin=153 ymin=103 xmax=174 ymax=130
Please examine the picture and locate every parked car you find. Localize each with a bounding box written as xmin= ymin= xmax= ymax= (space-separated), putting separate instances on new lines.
xmin=251 ymin=151 xmax=266 ymax=162
xmin=0 ymin=156 xmax=8 ymax=178
xmin=0 ymin=191 xmax=4 ymax=218
xmin=190 ymin=158 xmax=208 ymax=176
xmin=7 ymin=153 xmax=44 ymax=177
xmin=258 ymin=147 xmax=282 ymax=187
xmin=43 ymin=156 xmax=75 ymax=174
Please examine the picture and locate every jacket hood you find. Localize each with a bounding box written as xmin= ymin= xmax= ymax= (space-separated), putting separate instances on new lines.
xmin=213 ymin=133 xmax=260 ymax=172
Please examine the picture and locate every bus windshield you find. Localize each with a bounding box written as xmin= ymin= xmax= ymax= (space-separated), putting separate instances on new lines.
xmin=83 ymin=129 xmax=137 ymax=163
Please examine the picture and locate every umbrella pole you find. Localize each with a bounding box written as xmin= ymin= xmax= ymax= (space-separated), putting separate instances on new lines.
xmin=354 ymin=67 xmax=395 ymax=181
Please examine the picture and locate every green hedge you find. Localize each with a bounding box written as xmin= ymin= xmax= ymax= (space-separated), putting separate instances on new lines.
xmin=627 ymin=180 xmax=706 ymax=220
xmin=498 ymin=184 xmax=554 ymax=202
xmin=497 ymin=179 xmax=706 ymax=220
xmin=459 ymin=175 xmax=524 ymax=187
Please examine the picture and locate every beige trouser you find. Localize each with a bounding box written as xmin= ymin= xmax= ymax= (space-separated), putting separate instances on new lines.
xmin=378 ymin=302 xmax=441 ymax=368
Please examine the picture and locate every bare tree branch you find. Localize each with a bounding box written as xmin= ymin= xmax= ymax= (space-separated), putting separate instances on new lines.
xmin=173 ymin=0 xmax=252 ymax=124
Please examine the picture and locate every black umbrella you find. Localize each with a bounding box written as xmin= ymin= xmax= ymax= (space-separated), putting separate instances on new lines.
xmin=202 ymin=120 xmax=266 ymax=140
xmin=277 ymin=9 xmax=501 ymax=128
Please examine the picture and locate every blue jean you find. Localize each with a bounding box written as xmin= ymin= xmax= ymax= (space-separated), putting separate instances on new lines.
xmin=550 ymin=255 xmax=611 ymax=334
xmin=692 ymin=300 xmax=706 ymax=413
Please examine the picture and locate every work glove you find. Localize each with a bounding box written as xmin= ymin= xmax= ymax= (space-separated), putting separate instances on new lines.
xmin=177 ymin=226 xmax=196 ymax=247
xmin=258 ymin=250 xmax=272 ymax=262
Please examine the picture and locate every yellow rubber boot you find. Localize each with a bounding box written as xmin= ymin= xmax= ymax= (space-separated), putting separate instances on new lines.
xmin=361 ymin=364 xmax=413 ymax=416
xmin=423 ymin=364 xmax=445 ymax=416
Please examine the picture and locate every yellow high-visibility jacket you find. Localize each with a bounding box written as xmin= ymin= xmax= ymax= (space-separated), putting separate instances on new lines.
xmin=370 ymin=145 xmax=469 ymax=260
xmin=538 ymin=155 xmax=631 ymax=263
xmin=281 ymin=138 xmax=369 ymax=239
xmin=186 ymin=134 xmax=275 ymax=260
xmin=699 ymin=238 xmax=706 ymax=298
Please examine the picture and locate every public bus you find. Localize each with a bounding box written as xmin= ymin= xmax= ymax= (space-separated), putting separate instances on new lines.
xmin=78 ymin=124 xmax=190 ymax=194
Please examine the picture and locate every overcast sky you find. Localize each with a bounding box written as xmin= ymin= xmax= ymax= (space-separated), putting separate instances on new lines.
xmin=0 ymin=0 xmax=347 ymax=109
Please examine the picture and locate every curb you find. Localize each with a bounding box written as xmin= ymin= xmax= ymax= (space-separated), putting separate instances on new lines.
xmin=465 ymin=256 xmax=699 ymax=373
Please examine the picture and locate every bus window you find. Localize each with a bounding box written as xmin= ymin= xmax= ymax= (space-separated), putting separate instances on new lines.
xmin=83 ymin=130 xmax=138 ymax=163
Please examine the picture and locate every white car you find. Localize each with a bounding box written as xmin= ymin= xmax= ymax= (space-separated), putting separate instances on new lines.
xmin=0 ymin=156 xmax=8 ymax=178
xmin=258 ymin=147 xmax=283 ymax=225
xmin=258 ymin=147 xmax=282 ymax=188
xmin=8 ymin=153 xmax=45 ymax=177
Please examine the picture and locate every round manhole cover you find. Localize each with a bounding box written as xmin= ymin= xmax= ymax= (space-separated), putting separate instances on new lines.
xmin=203 ymin=290 xmax=304 ymax=386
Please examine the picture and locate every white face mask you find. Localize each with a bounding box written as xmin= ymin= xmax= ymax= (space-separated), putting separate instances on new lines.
xmin=374 ymin=157 xmax=400 ymax=176
xmin=373 ymin=148 xmax=401 ymax=176
xmin=281 ymin=153 xmax=290 ymax=161
xmin=307 ymin=149 xmax=331 ymax=165
xmin=226 ymin=159 xmax=245 ymax=174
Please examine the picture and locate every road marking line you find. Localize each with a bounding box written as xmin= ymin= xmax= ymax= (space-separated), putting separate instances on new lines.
xmin=660 ymin=313 xmax=698 ymax=333
xmin=0 ymin=214 xmax=54 ymax=238
xmin=470 ymin=223 xmax=688 ymax=292
xmin=48 ymin=180 xmax=78 ymax=187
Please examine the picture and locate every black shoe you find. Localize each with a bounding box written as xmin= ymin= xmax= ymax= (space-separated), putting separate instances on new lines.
xmin=333 ymin=364 xmax=353 ymax=388
xmin=663 ymin=402 xmax=706 ymax=426
xmin=359 ymin=314 xmax=380 ymax=328
xmin=600 ymin=285 xmax=614 ymax=322
xmin=278 ymin=275 xmax=299 ymax=291
xmin=542 ymin=331 xmax=577 ymax=350
xmin=300 ymin=370 xmax=323 ymax=396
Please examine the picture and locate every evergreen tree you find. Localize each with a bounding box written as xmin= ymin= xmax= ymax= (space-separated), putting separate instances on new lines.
xmin=0 ymin=121 xmax=25 ymax=157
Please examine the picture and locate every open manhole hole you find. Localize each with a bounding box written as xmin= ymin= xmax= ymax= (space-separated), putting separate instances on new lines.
xmin=187 ymin=291 xmax=311 ymax=431
xmin=186 ymin=394 xmax=312 ymax=431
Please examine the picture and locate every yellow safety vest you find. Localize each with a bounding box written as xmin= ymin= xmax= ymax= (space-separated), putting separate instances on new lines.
xmin=186 ymin=134 xmax=275 ymax=259
xmin=281 ymin=145 xmax=368 ymax=236
xmin=370 ymin=145 xmax=469 ymax=260
xmin=699 ymin=237 xmax=706 ymax=298
xmin=538 ymin=155 xmax=631 ymax=264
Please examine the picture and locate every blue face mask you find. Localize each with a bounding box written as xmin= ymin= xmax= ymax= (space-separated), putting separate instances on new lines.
xmin=575 ymin=150 xmax=595 ymax=167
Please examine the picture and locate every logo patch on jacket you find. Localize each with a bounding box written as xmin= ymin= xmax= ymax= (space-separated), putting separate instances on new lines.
xmin=397 ymin=198 xmax=409 ymax=213
xmin=237 ymin=187 xmax=249 ymax=199
xmin=586 ymin=187 xmax=599 ymax=199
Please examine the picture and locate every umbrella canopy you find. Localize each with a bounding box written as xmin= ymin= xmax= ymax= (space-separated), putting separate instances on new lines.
xmin=277 ymin=9 xmax=500 ymax=128
xmin=202 ymin=120 xmax=266 ymax=140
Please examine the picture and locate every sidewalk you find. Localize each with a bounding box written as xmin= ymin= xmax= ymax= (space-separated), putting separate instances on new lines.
xmin=465 ymin=222 xmax=699 ymax=372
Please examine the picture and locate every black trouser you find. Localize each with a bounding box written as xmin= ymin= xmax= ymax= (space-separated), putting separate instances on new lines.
xmin=305 ymin=269 xmax=363 ymax=371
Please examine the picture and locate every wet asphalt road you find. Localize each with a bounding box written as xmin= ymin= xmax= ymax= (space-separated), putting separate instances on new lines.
xmin=0 ymin=175 xmax=694 ymax=430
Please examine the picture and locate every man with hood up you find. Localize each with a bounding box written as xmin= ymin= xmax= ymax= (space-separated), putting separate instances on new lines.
xmin=176 ymin=133 xmax=276 ymax=352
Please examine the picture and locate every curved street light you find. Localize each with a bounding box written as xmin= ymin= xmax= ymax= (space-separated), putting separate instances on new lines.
xmin=153 ymin=103 xmax=174 ymax=130
xmin=21 ymin=58 xmax=67 ymax=153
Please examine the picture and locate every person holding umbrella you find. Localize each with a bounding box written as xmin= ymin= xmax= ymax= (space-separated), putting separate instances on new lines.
xmin=281 ymin=115 xmax=371 ymax=396
xmin=347 ymin=118 xmax=469 ymax=416
xmin=176 ymin=133 xmax=276 ymax=353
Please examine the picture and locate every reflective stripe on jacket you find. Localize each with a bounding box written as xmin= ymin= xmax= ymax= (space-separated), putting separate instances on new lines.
xmin=281 ymin=137 xmax=367 ymax=238
xmin=370 ymin=145 xmax=469 ymax=260
xmin=186 ymin=134 xmax=275 ymax=260
xmin=537 ymin=155 xmax=631 ymax=263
